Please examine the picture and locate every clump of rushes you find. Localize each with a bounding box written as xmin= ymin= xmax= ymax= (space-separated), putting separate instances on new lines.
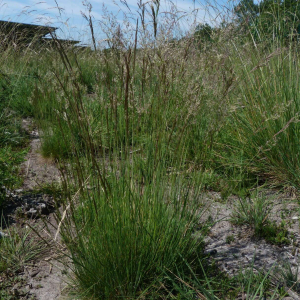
xmin=58 ymin=158 xmax=210 ymax=298
xmin=45 ymin=10 xmax=218 ymax=295
xmin=220 ymin=46 xmax=300 ymax=188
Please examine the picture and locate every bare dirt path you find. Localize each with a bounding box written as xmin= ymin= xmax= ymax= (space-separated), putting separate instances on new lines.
xmin=4 ymin=118 xmax=69 ymax=300
xmin=20 ymin=118 xmax=60 ymax=191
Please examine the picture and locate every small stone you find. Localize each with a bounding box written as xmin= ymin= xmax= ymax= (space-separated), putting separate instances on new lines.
xmin=27 ymin=208 xmax=37 ymax=217
xmin=30 ymin=270 xmax=40 ymax=277
xmin=15 ymin=189 xmax=23 ymax=194
xmin=38 ymin=203 xmax=48 ymax=214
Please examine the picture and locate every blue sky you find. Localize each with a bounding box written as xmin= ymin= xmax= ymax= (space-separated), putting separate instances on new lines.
xmin=0 ymin=0 xmax=231 ymax=45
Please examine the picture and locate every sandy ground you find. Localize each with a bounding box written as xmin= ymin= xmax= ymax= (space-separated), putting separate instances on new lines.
xmin=200 ymin=191 xmax=300 ymax=299
xmin=6 ymin=119 xmax=69 ymax=300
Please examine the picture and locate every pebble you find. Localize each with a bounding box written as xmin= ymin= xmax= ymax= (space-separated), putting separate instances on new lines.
xmin=30 ymin=270 xmax=40 ymax=277
xmin=27 ymin=208 xmax=38 ymax=217
xmin=38 ymin=203 xmax=47 ymax=214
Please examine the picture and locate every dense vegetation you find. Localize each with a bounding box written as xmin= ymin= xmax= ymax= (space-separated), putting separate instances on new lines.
xmin=0 ymin=58 xmax=30 ymax=205
xmin=1 ymin=0 xmax=300 ymax=298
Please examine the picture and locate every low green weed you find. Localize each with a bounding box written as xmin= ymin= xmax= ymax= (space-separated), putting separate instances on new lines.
xmin=0 ymin=275 xmax=28 ymax=300
xmin=275 ymin=260 xmax=300 ymax=293
xmin=0 ymin=147 xmax=27 ymax=206
xmin=231 ymin=192 xmax=272 ymax=228
xmin=0 ymin=226 xmax=43 ymax=274
xmin=28 ymin=182 xmax=64 ymax=199
xmin=234 ymin=266 xmax=277 ymax=299
xmin=231 ymin=192 xmax=290 ymax=245
xmin=226 ymin=235 xmax=235 ymax=244
xmin=0 ymin=225 xmax=43 ymax=299
xmin=262 ymin=221 xmax=290 ymax=245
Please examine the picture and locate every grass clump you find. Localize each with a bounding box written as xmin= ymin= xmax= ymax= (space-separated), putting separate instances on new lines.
xmin=0 ymin=226 xmax=43 ymax=299
xmin=231 ymin=192 xmax=290 ymax=245
xmin=59 ymin=159 xmax=209 ymax=298
xmin=275 ymin=260 xmax=300 ymax=294
xmin=0 ymin=226 xmax=43 ymax=274
xmin=234 ymin=266 xmax=276 ymax=300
